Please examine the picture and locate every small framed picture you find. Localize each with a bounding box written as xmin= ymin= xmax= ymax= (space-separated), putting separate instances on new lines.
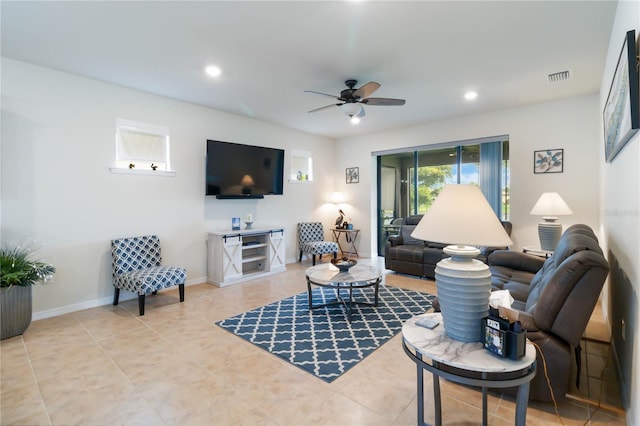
xmin=346 ymin=167 xmax=359 ymax=184
xmin=534 ymin=149 xmax=563 ymax=174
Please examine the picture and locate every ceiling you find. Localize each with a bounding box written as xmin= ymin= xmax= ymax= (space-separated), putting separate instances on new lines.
xmin=1 ymin=1 xmax=618 ymax=139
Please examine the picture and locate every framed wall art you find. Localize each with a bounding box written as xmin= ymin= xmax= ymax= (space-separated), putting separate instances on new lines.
xmin=603 ymin=29 xmax=639 ymax=162
xmin=346 ymin=167 xmax=359 ymax=184
xmin=534 ymin=149 xmax=563 ymax=174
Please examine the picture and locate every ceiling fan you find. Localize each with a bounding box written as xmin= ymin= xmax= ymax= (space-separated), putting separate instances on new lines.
xmin=305 ymin=79 xmax=406 ymax=121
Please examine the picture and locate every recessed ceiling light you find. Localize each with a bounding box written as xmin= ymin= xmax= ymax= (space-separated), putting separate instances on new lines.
xmin=464 ymin=91 xmax=478 ymax=101
xmin=205 ymin=65 xmax=222 ymax=77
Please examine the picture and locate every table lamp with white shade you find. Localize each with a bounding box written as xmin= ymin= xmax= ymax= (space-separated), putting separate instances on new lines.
xmin=529 ymin=192 xmax=573 ymax=252
xmin=411 ymin=184 xmax=513 ymax=342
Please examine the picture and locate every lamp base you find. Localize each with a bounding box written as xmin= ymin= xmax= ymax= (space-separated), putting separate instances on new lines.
xmin=435 ymin=245 xmax=491 ymax=342
xmin=538 ymin=217 xmax=562 ymax=251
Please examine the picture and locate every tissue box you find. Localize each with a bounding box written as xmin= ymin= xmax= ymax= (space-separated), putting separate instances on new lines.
xmin=481 ymin=310 xmax=526 ymax=360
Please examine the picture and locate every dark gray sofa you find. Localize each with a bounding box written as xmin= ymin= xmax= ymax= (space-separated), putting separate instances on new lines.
xmin=487 ymin=224 xmax=609 ymax=402
xmin=384 ymin=214 xmax=512 ymax=279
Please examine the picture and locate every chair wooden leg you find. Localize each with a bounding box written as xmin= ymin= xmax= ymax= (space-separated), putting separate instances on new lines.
xmin=179 ymin=284 xmax=185 ymax=302
xmin=113 ymin=288 xmax=120 ymax=306
xmin=138 ymin=294 xmax=145 ymax=316
xmin=312 ymin=255 xmax=316 ymax=266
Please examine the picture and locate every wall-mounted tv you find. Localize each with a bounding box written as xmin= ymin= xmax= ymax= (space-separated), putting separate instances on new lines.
xmin=206 ymin=140 xmax=285 ymax=199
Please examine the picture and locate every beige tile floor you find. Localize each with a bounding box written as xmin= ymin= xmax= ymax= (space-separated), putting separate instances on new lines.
xmin=0 ymin=258 xmax=627 ymax=425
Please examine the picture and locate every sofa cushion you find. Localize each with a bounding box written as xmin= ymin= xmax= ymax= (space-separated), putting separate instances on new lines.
xmin=387 ymin=244 xmax=425 ymax=263
xmin=400 ymin=225 xmax=424 ymax=246
xmin=404 ymin=215 xmax=424 ymax=226
xmin=490 ymin=265 xmax=534 ymax=303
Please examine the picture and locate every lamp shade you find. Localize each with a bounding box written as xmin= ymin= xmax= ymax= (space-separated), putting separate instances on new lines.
xmin=241 ymin=174 xmax=255 ymax=186
xmin=330 ymin=191 xmax=345 ymax=203
xmin=411 ymin=184 xmax=512 ymax=247
xmin=530 ymin=192 xmax=572 ymax=251
xmin=529 ymin=192 xmax=573 ymax=216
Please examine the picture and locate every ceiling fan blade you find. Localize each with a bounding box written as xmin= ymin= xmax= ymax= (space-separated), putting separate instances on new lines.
xmin=308 ymin=103 xmax=342 ymax=113
xmin=353 ymin=81 xmax=380 ymax=99
xmin=304 ymin=90 xmax=340 ymax=100
xmin=361 ymin=97 xmax=406 ymax=106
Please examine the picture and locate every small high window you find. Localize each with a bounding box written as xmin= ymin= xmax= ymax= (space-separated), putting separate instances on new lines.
xmin=290 ymin=149 xmax=313 ymax=182
xmin=115 ymin=119 xmax=170 ymax=171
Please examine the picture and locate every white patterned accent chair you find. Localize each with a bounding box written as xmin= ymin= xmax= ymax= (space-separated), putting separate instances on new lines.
xmin=111 ymin=235 xmax=186 ymax=316
xmin=298 ymin=222 xmax=338 ymax=266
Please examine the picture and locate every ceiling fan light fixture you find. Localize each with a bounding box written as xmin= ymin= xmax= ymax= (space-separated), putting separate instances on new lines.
xmin=341 ymin=103 xmax=362 ymax=116
xmin=350 ymin=115 xmax=360 ymax=124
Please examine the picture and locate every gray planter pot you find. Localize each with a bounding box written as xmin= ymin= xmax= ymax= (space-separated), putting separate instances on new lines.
xmin=0 ymin=285 xmax=33 ymax=340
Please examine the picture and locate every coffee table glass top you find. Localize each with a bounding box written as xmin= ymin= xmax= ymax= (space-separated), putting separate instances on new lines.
xmin=305 ymin=263 xmax=382 ymax=285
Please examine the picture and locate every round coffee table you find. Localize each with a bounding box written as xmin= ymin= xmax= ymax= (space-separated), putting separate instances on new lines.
xmin=305 ymin=263 xmax=382 ymax=320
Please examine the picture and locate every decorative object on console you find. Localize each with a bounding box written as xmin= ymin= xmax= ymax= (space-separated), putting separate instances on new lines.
xmin=604 ymin=30 xmax=639 ymax=163
xmin=346 ymin=167 xmax=359 ymax=184
xmin=232 ymin=217 xmax=241 ymax=231
xmin=529 ymin=192 xmax=573 ymax=251
xmin=411 ymin=184 xmax=513 ymax=342
xmin=533 ymin=149 xmax=563 ymax=173
xmin=245 ymin=214 xmax=253 ymax=229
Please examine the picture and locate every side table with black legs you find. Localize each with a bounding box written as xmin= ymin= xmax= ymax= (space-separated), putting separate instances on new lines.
xmin=402 ymin=313 xmax=537 ymax=426
xmin=331 ymin=228 xmax=360 ymax=257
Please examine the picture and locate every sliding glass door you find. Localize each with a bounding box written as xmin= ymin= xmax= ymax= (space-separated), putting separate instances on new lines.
xmin=376 ymin=139 xmax=508 ymax=256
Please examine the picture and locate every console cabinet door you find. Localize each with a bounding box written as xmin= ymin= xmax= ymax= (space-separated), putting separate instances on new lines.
xmin=208 ymin=234 xmax=243 ymax=284
xmin=269 ymin=230 xmax=285 ymax=271
xmin=221 ymin=235 xmax=243 ymax=281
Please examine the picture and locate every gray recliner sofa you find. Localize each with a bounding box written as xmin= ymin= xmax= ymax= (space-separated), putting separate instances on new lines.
xmin=385 ymin=215 xmax=512 ymax=279
xmin=488 ymin=224 xmax=609 ymax=402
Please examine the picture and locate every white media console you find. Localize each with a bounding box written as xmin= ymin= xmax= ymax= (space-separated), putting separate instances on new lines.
xmin=207 ymin=227 xmax=286 ymax=287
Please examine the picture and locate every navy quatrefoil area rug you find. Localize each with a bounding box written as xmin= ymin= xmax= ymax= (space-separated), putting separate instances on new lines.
xmin=216 ymin=285 xmax=435 ymax=382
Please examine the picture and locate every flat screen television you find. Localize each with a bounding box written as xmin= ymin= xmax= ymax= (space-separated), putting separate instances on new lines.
xmin=206 ymin=140 xmax=285 ymax=198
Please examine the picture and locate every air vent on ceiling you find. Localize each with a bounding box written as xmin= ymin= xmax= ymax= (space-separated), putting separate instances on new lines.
xmin=548 ymin=70 xmax=571 ymax=83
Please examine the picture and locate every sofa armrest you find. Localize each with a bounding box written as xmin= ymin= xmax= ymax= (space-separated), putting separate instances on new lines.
xmin=386 ymin=234 xmax=403 ymax=247
xmin=488 ymin=250 xmax=546 ymax=274
xmin=480 ymin=245 xmax=508 ymax=258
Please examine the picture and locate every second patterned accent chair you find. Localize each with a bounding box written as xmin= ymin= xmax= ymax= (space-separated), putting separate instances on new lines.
xmin=111 ymin=235 xmax=186 ymax=316
xmin=298 ymin=222 xmax=338 ymax=266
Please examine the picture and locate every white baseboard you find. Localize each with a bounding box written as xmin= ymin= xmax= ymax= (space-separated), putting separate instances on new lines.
xmin=32 ymin=276 xmax=206 ymax=321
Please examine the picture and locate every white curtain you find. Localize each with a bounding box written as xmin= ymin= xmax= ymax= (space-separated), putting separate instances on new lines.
xmin=117 ymin=129 xmax=167 ymax=162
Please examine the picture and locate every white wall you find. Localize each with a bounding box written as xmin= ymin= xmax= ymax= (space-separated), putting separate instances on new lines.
xmin=334 ymin=94 xmax=602 ymax=258
xmin=1 ymin=58 xmax=336 ymax=317
xmin=599 ymin=1 xmax=640 ymax=423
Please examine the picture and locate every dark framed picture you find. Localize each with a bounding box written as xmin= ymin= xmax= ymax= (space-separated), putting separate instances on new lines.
xmin=534 ymin=149 xmax=563 ymax=174
xmin=603 ymin=30 xmax=639 ymax=162
xmin=346 ymin=167 xmax=359 ymax=184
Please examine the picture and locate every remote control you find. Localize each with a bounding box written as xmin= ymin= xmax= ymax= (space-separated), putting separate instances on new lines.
xmin=415 ymin=317 xmax=440 ymax=330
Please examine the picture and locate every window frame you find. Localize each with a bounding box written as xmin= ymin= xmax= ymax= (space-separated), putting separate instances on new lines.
xmin=110 ymin=118 xmax=175 ymax=176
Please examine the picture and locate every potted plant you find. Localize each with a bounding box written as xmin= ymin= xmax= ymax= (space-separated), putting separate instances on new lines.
xmin=0 ymin=245 xmax=55 ymax=339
